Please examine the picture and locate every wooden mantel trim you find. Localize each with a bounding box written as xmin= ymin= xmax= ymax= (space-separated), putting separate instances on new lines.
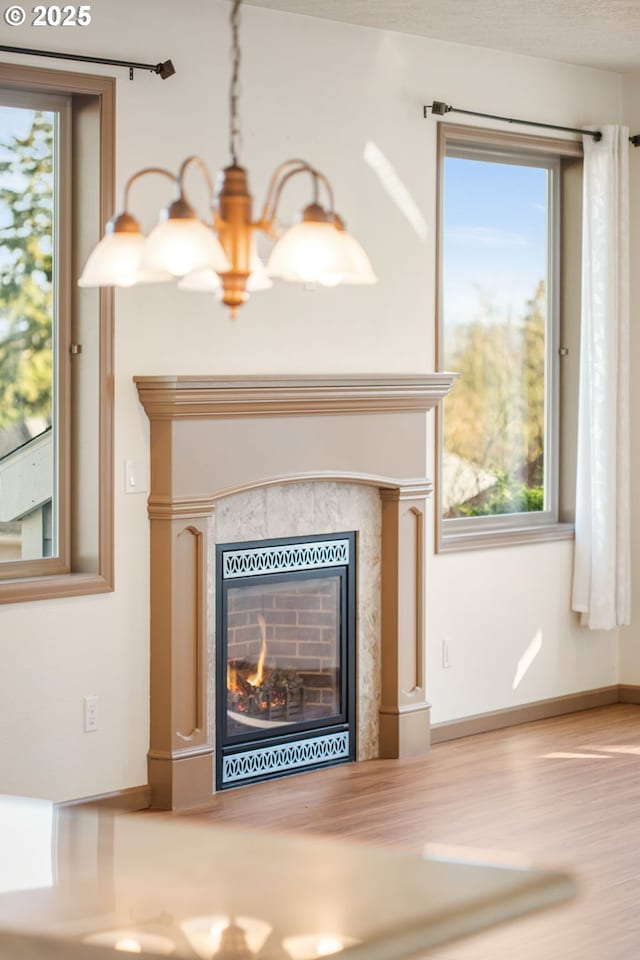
xmin=147 ymin=475 xmax=434 ymax=518
xmin=134 ymin=374 xmax=456 ymax=420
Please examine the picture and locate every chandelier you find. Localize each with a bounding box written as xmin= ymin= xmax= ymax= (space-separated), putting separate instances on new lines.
xmin=78 ymin=0 xmax=376 ymax=316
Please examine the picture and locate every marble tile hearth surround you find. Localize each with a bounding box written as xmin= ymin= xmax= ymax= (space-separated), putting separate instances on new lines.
xmin=215 ymin=481 xmax=382 ymax=761
xmin=135 ymin=375 xmax=454 ymax=810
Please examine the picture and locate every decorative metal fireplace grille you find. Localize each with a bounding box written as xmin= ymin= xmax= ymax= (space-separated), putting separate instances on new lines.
xmin=216 ymin=532 xmax=356 ymax=789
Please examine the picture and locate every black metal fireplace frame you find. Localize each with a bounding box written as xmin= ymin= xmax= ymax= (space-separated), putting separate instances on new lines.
xmin=215 ymin=531 xmax=357 ymax=790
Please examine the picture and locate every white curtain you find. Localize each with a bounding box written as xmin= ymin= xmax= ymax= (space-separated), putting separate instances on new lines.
xmin=572 ymin=125 xmax=631 ymax=630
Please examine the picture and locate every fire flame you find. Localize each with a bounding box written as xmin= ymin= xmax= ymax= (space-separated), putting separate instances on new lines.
xmin=227 ymin=662 xmax=242 ymax=694
xmin=246 ymin=614 xmax=268 ymax=687
xmin=228 ymin=615 xmax=269 ymax=700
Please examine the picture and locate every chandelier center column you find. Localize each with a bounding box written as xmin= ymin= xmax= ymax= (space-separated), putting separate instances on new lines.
xmin=216 ymin=164 xmax=253 ymax=315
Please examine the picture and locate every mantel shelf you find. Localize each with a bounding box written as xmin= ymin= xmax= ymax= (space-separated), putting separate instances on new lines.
xmin=134 ymin=373 xmax=456 ymax=420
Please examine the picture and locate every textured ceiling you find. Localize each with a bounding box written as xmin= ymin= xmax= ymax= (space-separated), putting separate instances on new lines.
xmin=243 ymin=0 xmax=640 ymax=73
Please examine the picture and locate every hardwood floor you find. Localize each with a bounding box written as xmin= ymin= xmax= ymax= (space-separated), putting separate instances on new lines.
xmin=176 ymin=705 xmax=640 ymax=959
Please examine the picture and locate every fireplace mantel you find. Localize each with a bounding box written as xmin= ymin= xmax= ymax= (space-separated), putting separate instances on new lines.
xmin=135 ymin=374 xmax=455 ymax=419
xmin=136 ymin=373 xmax=455 ymax=809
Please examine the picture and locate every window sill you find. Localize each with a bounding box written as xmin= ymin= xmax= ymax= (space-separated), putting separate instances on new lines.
xmin=0 ymin=571 xmax=114 ymax=605
xmin=437 ymin=522 xmax=575 ymax=554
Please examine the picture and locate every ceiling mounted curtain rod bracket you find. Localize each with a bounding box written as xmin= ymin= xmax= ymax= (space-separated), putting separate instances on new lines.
xmin=423 ymin=100 xmax=602 ymax=142
xmin=0 ymin=44 xmax=175 ymax=80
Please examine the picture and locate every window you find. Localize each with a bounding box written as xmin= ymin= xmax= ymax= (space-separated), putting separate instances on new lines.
xmin=0 ymin=64 xmax=114 ymax=602
xmin=436 ymin=124 xmax=580 ymax=551
xmin=0 ymin=90 xmax=70 ymax=571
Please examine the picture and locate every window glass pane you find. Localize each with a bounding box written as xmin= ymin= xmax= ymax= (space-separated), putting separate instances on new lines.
xmin=442 ymin=155 xmax=548 ymax=519
xmin=0 ymin=104 xmax=57 ymax=562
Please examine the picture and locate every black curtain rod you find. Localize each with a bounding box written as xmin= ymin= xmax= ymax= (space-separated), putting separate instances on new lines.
xmin=424 ymin=100 xmax=602 ymax=142
xmin=0 ymin=44 xmax=175 ymax=80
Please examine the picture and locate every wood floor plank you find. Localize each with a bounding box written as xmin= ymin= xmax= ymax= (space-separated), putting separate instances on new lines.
xmin=170 ymin=704 xmax=640 ymax=958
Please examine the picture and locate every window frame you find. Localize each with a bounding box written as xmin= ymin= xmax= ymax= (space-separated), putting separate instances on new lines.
xmin=0 ymin=62 xmax=114 ymax=602
xmin=0 ymin=87 xmax=71 ymax=578
xmin=435 ymin=122 xmax=579 ymax=553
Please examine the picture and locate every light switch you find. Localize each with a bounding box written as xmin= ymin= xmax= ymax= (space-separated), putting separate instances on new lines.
xmin=125 ymin=458 xmax=147 ymax=494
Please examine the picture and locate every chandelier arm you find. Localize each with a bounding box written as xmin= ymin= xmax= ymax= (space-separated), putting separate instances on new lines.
xmin=122 ymin=167 xmax=178 ymax=211
xmin=258 ymin=165 xmax=322 ymax=232
xmin=259 ymin=158 xmax=318 ymax=225
xmin=177 ymin=156 xmax=216 ymax=208
xmin=311 ymin=170 xmax=335 ymax=216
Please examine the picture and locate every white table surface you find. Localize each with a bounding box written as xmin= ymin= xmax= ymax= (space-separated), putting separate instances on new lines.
xmin=0 ymin=795 xmax=575 ymax=960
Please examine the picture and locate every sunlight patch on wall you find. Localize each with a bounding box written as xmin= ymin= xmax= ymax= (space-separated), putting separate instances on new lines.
xmin=363 ymin=141 xmax=427 ymax=241
xmin=511 ymin=629 xmax=542 ymax=690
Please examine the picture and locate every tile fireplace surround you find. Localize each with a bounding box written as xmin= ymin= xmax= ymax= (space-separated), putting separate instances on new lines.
xmin=135 ymin=374 xmax=454 ymax=810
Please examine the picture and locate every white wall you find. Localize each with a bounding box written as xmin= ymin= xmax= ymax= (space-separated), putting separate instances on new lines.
xmin=0 ymin=0 xmax=623 ymax=799
xmin=620 ymin=72 xmax=640 ymax=684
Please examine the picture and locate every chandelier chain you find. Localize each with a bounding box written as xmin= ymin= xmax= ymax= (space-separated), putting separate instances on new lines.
xmin=229 ymin=0 xmax=243 ymax=165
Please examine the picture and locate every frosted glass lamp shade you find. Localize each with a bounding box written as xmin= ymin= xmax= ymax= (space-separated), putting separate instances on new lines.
xmin=142 ymin=218 xmax=230 ymax=277
xmin=332 ymin=230 xmax=377 ymax=285
xmin=78 ymin=231 xmax=145 ymax=288
xmin=135 ymin=268 xmax=174 ymax=285
xmin=247 ymin=252 xmax=273 ymax=292
xmin=178 ymin=269 xmax=222 ymax=292
xmin=180 ymin=916 xmax=272 ymax=960
xmin=178 ymin=252 xmax=272 ymax=294
xmin=267 ymin=221 xmax=351 ymax=285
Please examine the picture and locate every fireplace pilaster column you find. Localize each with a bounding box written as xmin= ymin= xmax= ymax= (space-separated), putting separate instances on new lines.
xmin=147 ymin=497 xmax=215 ymax=810
xmin=379 ymin=483 xmax=431 ymax=758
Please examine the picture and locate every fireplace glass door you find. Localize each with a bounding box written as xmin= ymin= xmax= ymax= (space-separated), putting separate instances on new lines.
xmin=216 ymin=534 xmax=356 ymax=788
xmin=225 ymin=572 xmax=343 ymax=737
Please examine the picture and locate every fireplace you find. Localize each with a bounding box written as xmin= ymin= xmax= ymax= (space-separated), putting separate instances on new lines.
xmin=216 ymin=533 xmax=356 ymax=789
xmin=135 ymin=374 xmax=454 ymax=809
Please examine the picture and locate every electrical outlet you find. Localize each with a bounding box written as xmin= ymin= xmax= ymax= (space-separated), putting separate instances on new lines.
xmin=442 ymin=639 xmax=452 ymax=670
xmin=84 ymin=695 xmax=98 ymax=732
